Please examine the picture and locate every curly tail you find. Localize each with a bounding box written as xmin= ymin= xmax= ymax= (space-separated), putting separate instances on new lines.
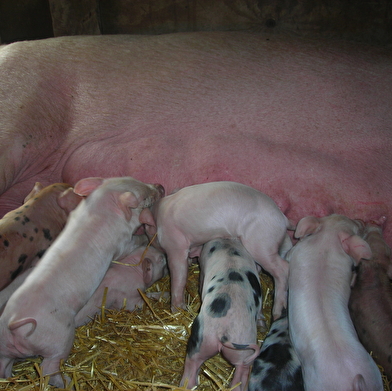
xmin=222 ymin=341 xmax=260 ymax=366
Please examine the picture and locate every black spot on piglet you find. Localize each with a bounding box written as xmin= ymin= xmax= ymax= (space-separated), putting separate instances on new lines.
xmin=228 ymin=248 xmax=241 ymax=257
xmin=232 ymin=343 xmax=249 ymax=349
xmin=43 ymin=228 xmax=53 ymax=241
xmin=209 ymin=246 xmax=216 ymax=254
xmin=228 ymin=271 xmax=244 ymax=282
xmin=246 ymin=271 xmax=262 ymax=308
xmin=259 ymin=343 xmax=292 ymax=369
xmin=187 ymin=317 xmax=202 ymax=356
xmin=246 ymin=271 xmax=262 ymax=296
xmin=252 ymin=358 xmax=264 ymax=373
xmin=10 ymin=265 xmax=23 ymax=281
xmin=36 ymin=249 xmax=46 ymax=258
xmin=208 ymin=293 xmax=231 ymax=318
xmin=3 ymin=240 xmax=9 ymax=247
xmin=18 ymin=254 xmax=28 ymax=264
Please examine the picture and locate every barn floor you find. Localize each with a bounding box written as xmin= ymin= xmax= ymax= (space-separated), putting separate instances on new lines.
xmin=0 ymin=263 xmax=390 ymax=391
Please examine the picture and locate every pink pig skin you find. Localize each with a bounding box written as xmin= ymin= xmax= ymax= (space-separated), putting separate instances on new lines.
xmin=0 ymin=33 xmax=391 ymax=247
xmin=74 ymin=241 xmax=167 ymax=327
xmin=349 ymin=225 xmax=392 ymax=379
xmin=0 ymin=177 xmax=163 ymax=388
xmin=287 ymin=214 xmax=383 ymax=391
xmin=180 ymin=239 xmax=261 ymax=391
xmin=0 ymin=182 xmax=82 ymax=290
xmin=140 ymin=181 xmax=292 ymax=320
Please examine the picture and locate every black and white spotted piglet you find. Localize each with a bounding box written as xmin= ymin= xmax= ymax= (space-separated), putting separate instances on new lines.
xmin=180 ymin=238 xmax=262 ymax=391
xmin=248 ymin=309 xmax=304 ymax=391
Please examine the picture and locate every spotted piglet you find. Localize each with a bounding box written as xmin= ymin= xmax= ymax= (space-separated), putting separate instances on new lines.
xmin=0 ymin=183 xmax=82 ymax=290
xmin=180 ymin=238 xmax=262 ymax=391
xmin=248 ymin=309 xmax=304 ymax=391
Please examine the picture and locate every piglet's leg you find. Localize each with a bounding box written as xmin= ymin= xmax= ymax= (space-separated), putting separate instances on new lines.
xmin=230 ymin=364 xmax=252 ymax=391
xmin=180 ymin=354 xmax=205 ymax=389
xmin=251 ymin=254 xmax=288 ymax=320
xmin=269 ymin=256 xmax=289 ymax=320
xmin=41 ymin=356 xmax=70 ymax=388
xmin=166 ymin=249 xmax=190 ymax=312
xmin=242 ymin=238 xmax=289 ymax=320
xmin=0 ymin=357 xmax=14 ymax=378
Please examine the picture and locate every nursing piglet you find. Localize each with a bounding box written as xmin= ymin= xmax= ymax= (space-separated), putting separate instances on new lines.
xmin=0 ymin=176 xmax=164 ymax=387
xmin=140 ymin=181 xmax=292 ymax=319
xmin=349 ymin=225 xmax=392 ymax=379
xmin=287 ymin=214 xmax=383 ymax=391
xmin=74 ymin=237 xmax=167 ymax=326
xmin=0 ymin=235 xmax=168 ymax=323
xmin=180 ymin=238 xmax=262 ymax=391
xmin=0 ymin=182 xmax=82 ymax=290
xmin=248 ymin=309 xmax=304 ymax=391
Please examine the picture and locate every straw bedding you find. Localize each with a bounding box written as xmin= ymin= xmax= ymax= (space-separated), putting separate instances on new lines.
xmin=0 ymin=263 xmax=390 ymax=391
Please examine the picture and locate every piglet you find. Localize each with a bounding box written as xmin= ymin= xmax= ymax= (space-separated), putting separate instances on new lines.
xmin=180 ymin=238 xmax=262 ymax=391
xmin=0 ymin=176 xmax=164 ymax=387
xmin=349 ymin=224 xmax=392 ymax=379
xmin=0 ymin=182 xmax=82 ymax=290
xmin=287 ymin=214 xmax=383 ymax=391
xmin=248 ymin=309 xmax=304 ymax=391
xmin=74 ymin=235 xmax=167 ymax=326
xmin=140 ymin=181 xmax=292 ymax=319
xmin=359 ymin=223 xmax=392 ymax=277
xmin=0 ymin=235 xmax=167 ymax=323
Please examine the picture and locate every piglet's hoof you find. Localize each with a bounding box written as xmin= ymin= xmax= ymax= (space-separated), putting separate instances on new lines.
xmin=146 ymin=291 xmax=170 ymax=300
xmin=171 ymin=303 xmax=188 ymax=313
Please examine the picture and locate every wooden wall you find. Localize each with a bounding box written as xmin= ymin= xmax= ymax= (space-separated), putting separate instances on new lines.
xmin=1 ymin=0 xmax=391 ymax=44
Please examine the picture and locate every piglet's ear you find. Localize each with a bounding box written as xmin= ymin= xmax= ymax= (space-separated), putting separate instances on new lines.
xmin=139 ymin=208 xmax=156 ymax=227
xmin=340 ymin=234 xmax=372 ymax=263
xmin=142 ymin=257 xmax=153 ymax=286
xmin=139 ymin=208 xmax=158 ymax=236
xmin=24 ymin=182 xmax=44 ymax=203
xmin=57 ymin=188 xmax=83 ymax=214
xmin=119 ymin=192 xmax=139 ymax=209
xmin=387 ymin=264 xmax=392 ymax=280
xmin=73 ymin=177 xmax=104 ymax=196
xmin=118 ymin=192 xmax=139 ymax=222
xmin=294 ymin=216 xmax=321 ymax=239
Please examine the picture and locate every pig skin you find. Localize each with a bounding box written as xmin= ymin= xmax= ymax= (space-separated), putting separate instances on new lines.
xmin=0 ymin=182 xmax=82 ymax=290
xmin=180 ymin=239 xmax=262 ymax=391
xmin=349 ymin=224 xmax=392 ymax=380
xmin=287 ymin=214 xmax=383 ymax=391
xmin=0 ymin=32 xmax=391 ymax=246
xmin=0 ymin=177 xmax=164 ymax=388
